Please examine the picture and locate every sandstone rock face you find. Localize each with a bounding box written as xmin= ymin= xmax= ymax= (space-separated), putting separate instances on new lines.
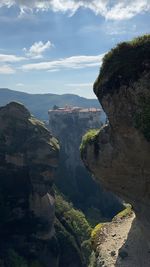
xmin=0 ymin=102 xmax=59 ymax=266
xmin=81 ymin=35 xmax=150 ymax=245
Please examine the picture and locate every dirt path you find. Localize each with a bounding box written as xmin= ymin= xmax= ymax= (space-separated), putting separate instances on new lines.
xmin=95 ymin=212 xmax=150 ymax=267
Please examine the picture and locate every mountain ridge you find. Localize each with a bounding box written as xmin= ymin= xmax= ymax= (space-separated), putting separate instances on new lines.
xmin=0 ymin=88 xmax=100 ymax=121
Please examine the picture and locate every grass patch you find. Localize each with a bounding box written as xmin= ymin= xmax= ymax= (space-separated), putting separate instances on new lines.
xmin=113 ymin=204 xmax=132 ymax=220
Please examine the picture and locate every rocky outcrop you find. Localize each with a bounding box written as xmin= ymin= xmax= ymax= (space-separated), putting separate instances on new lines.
xmin=81 ymin=35 xmax=150 ymax=265
xmin=48 ymin=108 xmax=122 ymax=223
xmin=0 ymin=102 xmax=59 ymax=267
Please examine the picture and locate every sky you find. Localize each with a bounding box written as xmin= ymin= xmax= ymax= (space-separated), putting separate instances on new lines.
xmin=0 ymin=0 xmax=149 ymax=98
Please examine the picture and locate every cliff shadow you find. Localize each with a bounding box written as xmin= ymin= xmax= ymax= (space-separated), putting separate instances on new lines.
xmin=115 ymin=218 xmax=150 ymax=267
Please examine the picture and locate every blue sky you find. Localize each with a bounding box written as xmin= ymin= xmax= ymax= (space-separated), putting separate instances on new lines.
xmin=0 ymin=1 xmax=149 ymax=98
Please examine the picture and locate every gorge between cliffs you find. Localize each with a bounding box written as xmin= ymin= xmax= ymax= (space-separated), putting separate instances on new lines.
xmin=0 ymin=34 xmax=150 ymax=267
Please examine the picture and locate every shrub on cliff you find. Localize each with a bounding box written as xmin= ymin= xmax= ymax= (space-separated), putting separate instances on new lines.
xmin=80 ymin=129 xmax=99 ymax=158
xmin=55 ymin=192 xmax=92 ymax=266
xmin=55 ymin=193 xmax=91 ymax=243
xmin=91 ymin=223 xmax=104 ymax=250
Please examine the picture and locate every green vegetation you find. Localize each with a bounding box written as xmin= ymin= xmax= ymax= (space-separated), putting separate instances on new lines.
xmin=134 ymin=96 xmax=150 ymax=141
xmin=80 ymin=129 xmax=99 ymax=158
xmin=6 ymin=250 xmax=43 ymax=267
xmin=55 ymin=193 xmax=91 ymax=243
xmin=113 ymin=204 xmax=132 ymax=220
xmin=55 ymin=192 xmax=92 ymax=266
xmin=91 ymin=223 xmax=104 ymax=250
xmin=7 ymin=250 xmax=27 ymax=267
xmin=55 ymin=217 xmax=83 ymax=266
xmin=94 ymin=34 xmax=150 ymax=98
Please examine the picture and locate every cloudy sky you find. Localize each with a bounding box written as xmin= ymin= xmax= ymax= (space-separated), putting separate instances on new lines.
xmin=0 ymin=0 xmax=149 ymax=98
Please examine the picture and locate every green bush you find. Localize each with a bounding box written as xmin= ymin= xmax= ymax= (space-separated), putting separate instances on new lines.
xmin=80 ymin=129 xmax=99 ymax=158
xmin=64 ymin=208 xmax=91 ymax=243
xmin=55 ymin=192 xmax=93 ymax=265
xmin=6 ymin=250 xmax=43 ymax=267
xmin=55 ymin=193 xmax=91 ymax=243
xmin=55 ymin=193 xmax=73 ymax=216
xmin=81 ymin=239 xmax=92 ymax=261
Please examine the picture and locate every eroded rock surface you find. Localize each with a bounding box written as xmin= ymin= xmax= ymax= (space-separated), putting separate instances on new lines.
xmin=0 ymin=102 xmax=59 ymax=266
xmin=81 ymin=35 xmax=150 ymax=265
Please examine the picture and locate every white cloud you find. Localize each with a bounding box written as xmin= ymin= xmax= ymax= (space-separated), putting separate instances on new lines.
xmin=21 ymin=53 xmax=105 ymax=71
xmin=0 ymin=54 xmax=26 ymax=62
xmin=0 ymin=0 xmax=149 ymax=20
xmin=23 ymin=41 xmax=53 ymax=59
xmin=0 ymin=65 xmax=15 ymax=74
xmin=105 ymin=1 xmax=150 ymax=20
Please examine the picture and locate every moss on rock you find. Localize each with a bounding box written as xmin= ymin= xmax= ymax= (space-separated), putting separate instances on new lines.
xmin=94 ymin=34 xmax=150 ymax=99
xmin=80 ymin=129 xmax=99 ymax=159
xmin=91 ymin=223 xmax=104 ymax=250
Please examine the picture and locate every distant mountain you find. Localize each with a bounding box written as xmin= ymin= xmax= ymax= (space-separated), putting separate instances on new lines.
xmin=0 ymin=88 xmax=101 ymax=121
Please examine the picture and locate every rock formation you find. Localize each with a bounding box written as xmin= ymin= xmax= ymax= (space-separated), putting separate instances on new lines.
xmin=0 ymin=102 xmax=60 ymax=266
xmin=0 ymin=102 xmax=91 ymax=267
xmin=81 ymin=35 xmax=150 ymax=266
xmin=48 ymin=107 xmax=122 ymax=223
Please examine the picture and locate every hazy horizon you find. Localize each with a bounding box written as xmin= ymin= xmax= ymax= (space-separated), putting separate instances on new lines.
xmin=0 ymin=87 xmax=97 ymax=99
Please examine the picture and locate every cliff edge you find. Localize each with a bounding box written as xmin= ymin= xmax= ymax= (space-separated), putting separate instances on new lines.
xmin=0 ymin=102 xmax=59 ymax=267
xmin=81 ymin=35 xmax=150 ymax=266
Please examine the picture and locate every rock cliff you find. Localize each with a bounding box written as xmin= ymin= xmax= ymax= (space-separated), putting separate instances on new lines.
xmin=0 ymin=102 xmax=60 ymax=266
xmin=48 ymin=108 xmax=122 ymax=223
xmin=81 ymin=35 xmax=150 ymax=266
